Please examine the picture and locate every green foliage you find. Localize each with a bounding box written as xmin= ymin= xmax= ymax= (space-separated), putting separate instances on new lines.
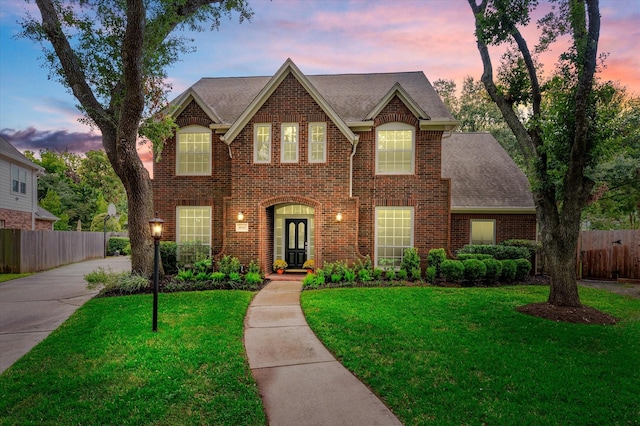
xmin=426 ymin=266 xmax=437 ymax=284
xmin=426 ymin=248 xmax=447 ymax=276
xmin=243 ymin=272 xmax=262 ymax=289
xmin=353 ymin=256 xmax=373 ymax=275
xmin=210 ymin=272 xmax=226 ymax=283
xmin=107 ymin=237 xmax=129 ymax=255
xmin=159 ymin=241 xmax=178 ymax=275
xmin=91 ymin=213 xmax=122 ymax=232
xmin=176 ymin=269 xmax=195 ymax=282
xmin=501 ymin=239 xmax=541 ymax=258
xmin=177 ymin=242 xmax=209 ymax=265
xmin=344 ymin=269 xmax=356 ymax=283
xmin=84 ymin=268 xmax=148 ymax=296
xmin=458 ymin=244 xmax=529 ymax=260
xmin=400 ymin=247 xmax=421 ymax=273
xmin=441 ymin=259 xmax=465 ymax=282
xmin=514 ymin=258 xmax=532 ymax=281
xmin=228 ymin=272 xmax=242 ymax=283
xmin=462 ymin=259 xmax=487 ymax=283
xmin=385 ymin=269 xmax=396 ymax=281
xmin=302 ymin=273 xmax=319 ymax=289
xmin=84 ymin=267 xmax=112 ymax=289
xmin=247 ymin=260 xmax=261 ymax=275
xmin=411 ymin=268 xmax=422 ymax=281
xmin=372 ymin=268 xmax=383 ymax=280
xmin=217 ymin=255 xmax=241 ymax=275
xmin=193 ymin=258 xmax=213 ymax=273
xmin=482 ymin=258 xmax=503 ymax=281
xmin=357 ymin=268 xmax=372 ymax=282
xmin=396 ymin=268 xmax=408 ymax=280
xmin=457 ymin=253 xmax=495 ymax=261
xmin=500 ymin=260 xmax=517 ymax=282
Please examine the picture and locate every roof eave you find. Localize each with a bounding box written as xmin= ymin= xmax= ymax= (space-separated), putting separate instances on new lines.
xmin=420 ymin=120 xmax=460 ymax=131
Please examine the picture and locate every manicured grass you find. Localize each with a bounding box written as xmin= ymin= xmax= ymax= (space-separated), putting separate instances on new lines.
xmin=0 ymin=291 xmax=265 ymax=425
xmin=301 ymin=285 xmax=640 ymax=425
xmin=0 ymin=273 xmax=32 ymax=283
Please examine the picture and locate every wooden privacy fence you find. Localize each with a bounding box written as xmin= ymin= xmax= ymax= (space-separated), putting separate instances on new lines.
xmin=0 ymin=229 xmax=105 ymax=273
xmin=578 ymin=230 xmax=640 ymax=281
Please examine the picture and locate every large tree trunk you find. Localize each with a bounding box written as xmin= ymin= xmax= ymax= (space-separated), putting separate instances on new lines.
xmin=102 ymin=127 xmax=155 ymax=276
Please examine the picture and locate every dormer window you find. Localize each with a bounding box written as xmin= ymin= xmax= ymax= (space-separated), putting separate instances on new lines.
xmin=176 ymin=125 xmax=211 ymax=175
xmin=376 ymin=122 xmax=415 ymax=175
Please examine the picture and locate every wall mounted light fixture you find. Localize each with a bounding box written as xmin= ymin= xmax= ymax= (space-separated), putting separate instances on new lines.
xmin=336 ymin=212 xmax=343 ymax=222
xmin=237 ymin=212 xmax=244 ymax=221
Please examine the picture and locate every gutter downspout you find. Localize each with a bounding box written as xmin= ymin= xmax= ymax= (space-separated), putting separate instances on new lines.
xmin=349 ymin=136 xmax=360 ymax=198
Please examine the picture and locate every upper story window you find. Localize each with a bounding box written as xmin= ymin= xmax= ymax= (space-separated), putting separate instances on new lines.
xmin=254 ymin=124 xmax=272 ymax=164
xmin=470 ymin=219 xmax=496 ymax=245
xmin=376 ymin=122 xmax=415 ymax=174
xmin=176 ymin=125 xmax=211 ymax=175
xmin=11 ymin=164 xmax=27 ymax=195
xmin=281 ymin=123 xmax=299 ymax=163
xmin=308 ymin=122 xmax=326 ymax=163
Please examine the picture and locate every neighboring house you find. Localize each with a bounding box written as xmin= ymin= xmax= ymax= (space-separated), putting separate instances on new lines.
xmin=0 ymin=136 xmax=58 ymax=230
xmin=153 ymin=59 xmax=535 ymax=271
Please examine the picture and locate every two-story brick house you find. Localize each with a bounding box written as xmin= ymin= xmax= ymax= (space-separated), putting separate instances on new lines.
xmin=153 ymin=59 xmax=536 ymax=272
xmin=0 ymin=136 xmax=58 ymax=230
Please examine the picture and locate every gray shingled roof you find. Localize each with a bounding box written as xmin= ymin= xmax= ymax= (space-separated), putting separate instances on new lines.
xmin=0 ymin=135 xmax=44 ymax=172
xmin=442 ymin=133 xmax=535 ymax=211
xmin=181 ymin=71 xmax=454 ymax=124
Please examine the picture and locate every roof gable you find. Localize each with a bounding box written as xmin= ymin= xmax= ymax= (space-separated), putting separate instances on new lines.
xmin=221 ymin=59 xmax=357 ymax=145
xmin=365 ymin=82 xmax=429 ymax=121
xmin=172 ymin=89 xmax=223 ymax=124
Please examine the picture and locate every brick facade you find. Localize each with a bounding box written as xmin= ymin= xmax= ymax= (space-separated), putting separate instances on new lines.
xmin=153 ymin=68 xmax=536 ymax=272
xmin=450 ymin=213 xmax=537 ymax=253
xmin=0 ymin=208 xmax=53 ymax=231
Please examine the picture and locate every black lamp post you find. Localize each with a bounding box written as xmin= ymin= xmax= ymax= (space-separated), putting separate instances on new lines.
xmin=149 ymin=212 xmax=164 ymax=332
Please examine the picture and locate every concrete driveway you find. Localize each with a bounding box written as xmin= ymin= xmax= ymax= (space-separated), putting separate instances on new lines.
xmin=0 ymin=256 xmax=131 ymax=374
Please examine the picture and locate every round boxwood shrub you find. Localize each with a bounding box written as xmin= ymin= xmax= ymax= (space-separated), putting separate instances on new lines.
xmin=426 ymin=266 xmax=437 ymax=283
xmin=441 ymin=259 xmax=465 ymax=283
xmin=514 ymin=258 xmax=532 ymax=281
xmin=462 ymin=258 xmax=487 ymax=283
xmin=501 ymin=259 xmax=517 ymax=282
xmin=482 ymin=258 xmax=503 ymax=281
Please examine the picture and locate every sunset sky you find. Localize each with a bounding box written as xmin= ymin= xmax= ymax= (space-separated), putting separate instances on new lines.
xmin=0 ymin=0 xmax=638 ymax=168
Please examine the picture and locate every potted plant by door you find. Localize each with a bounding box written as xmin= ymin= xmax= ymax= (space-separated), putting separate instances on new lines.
xmin=303 ymin=259 xmax=314 ymax=274
xmin=273 ymin=259 xmax=288 ymax=274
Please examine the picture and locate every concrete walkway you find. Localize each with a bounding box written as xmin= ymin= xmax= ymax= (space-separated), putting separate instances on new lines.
xmin=244 ymin=280 xmax=402 ymax=426
xmin=0 ymin=256 xmax=131 ymax=374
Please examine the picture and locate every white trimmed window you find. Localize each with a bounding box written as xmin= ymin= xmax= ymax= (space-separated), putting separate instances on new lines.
xmin=470 ymin=219 xmax=496 ymax=245
xmin=11 ymin=164 xmax=27 ymax=195
xmin=376 ymin=123 xmax=415 ymax=174
xmin=176 ymin=125 xmax=212 ymax=175
xmin=254 ymin=124 xmax=272 ymax=163
xmin=375 ymin=207 xmax=414 ymax=268
xmin=308 ymin=122 xmax=326 ymax=163
xmin=281 ymin=123 xmax=299 ymax=163
xmin=176 ymin=206 xmax=212 ymax=262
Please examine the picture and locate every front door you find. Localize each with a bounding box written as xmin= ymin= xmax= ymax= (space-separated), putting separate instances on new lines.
xmin=285 ymin=219 xmax=307 ymax=268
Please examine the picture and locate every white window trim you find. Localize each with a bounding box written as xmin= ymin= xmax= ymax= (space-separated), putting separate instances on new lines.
xmin=308 ymin=122 xmax=327 ymax=163
xmin=281 ymin=123 xmax=299 ymax=163
xmin=254 ymin=123 xmax=272 ymax=164
xmin=374 ymin=206 xmax=415 ymax=268
xmin=470 ymin=219 xmax=496 ymax=245
xmin=375 ymin=122 xmax=415 ymax=175
xmin=11 ymin=164 xmax=27 ymax=195
xmin=175 ymin=125 xmax=212 ymax=176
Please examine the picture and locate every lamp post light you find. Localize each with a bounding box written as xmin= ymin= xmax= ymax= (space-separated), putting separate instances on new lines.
xmin=148 ymin=212 xmax=164 ymax=332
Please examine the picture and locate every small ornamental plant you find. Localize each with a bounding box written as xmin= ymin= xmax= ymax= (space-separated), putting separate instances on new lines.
xmin=303 ymin=259 xmax=315 ymax=271
xmin=273 ymin=259 xmax=288 ymax=271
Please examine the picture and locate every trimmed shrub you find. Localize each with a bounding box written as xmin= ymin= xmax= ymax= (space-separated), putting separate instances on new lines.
xmin=385 ymin=269 xmax=396 ymax=280
xmin=501 ymin=239 xmax=541 ymax=258
xmin=514 ymin=258 xmax=532 ymax=281
xmin=107 ymin=237 xmax=129 ymax=255
xmin=411 ymin=267 xmax=422 ymax=281
xmin=217 ymin=255 xmax=241 ymax=275
xmin=397 ymin=268 xmax=408 ymax=280
xmin=372 ymin=268 xmax=383 ymax=280
xmin=458 ymin=244 xmax=529 ymax=260
xmin=426 ymin=266 xmax=437 ymax=283
xmin=441 ymin=259 xmax=465 ymax=282
xmin=501 ymin=259 xmax=517 ymax=282
xmin=462 ymin=258 xmax=487 ymax=282
xmin=400 ymin=247 xmax=421 ymax=273
xmin=457 ymin=253 xmax=494 ymax=261
xmin=482 ymin=258 xmax=503 ymax=281
xmin=427 ymin=248 xmax=447 ymax=275
xmin=160 ymin=241 xmax=178 ymax=275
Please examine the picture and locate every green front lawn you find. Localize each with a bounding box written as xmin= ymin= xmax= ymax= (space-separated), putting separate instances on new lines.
xmin=301 ymin=286 xmax=640 ymax=425
xmin=0 ymin=291 xmax=265 ymax=425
